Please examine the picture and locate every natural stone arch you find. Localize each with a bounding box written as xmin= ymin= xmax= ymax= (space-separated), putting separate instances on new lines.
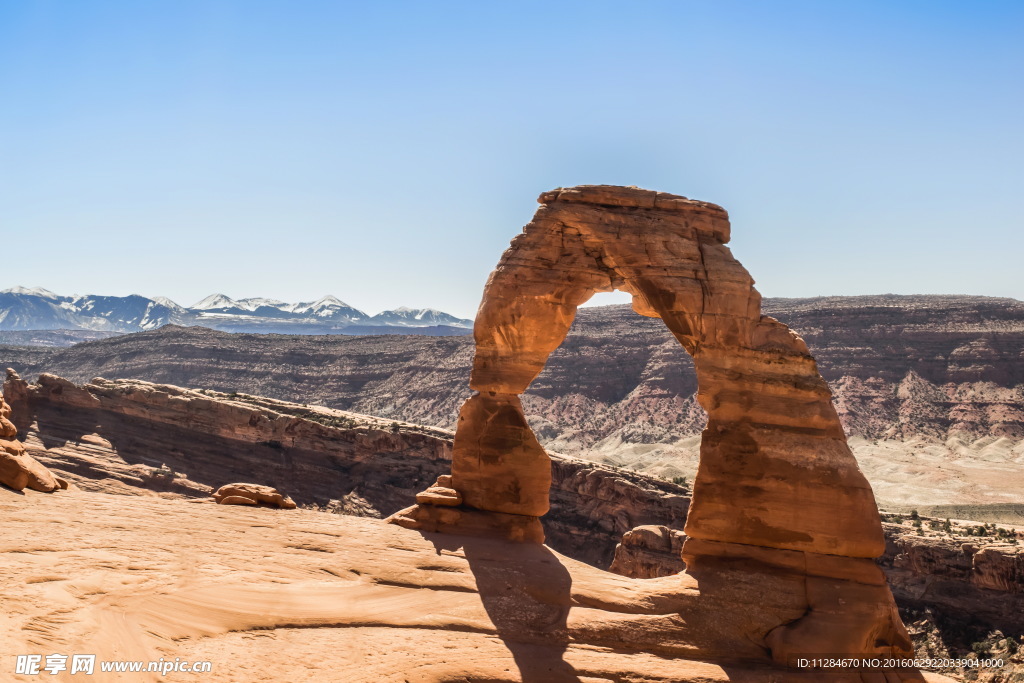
xmin=389 ymin=185 xmax=911 ymax=662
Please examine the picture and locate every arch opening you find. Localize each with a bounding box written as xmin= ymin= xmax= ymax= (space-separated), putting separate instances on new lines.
xmin=391 ymin=185 xmax=884 ymax=554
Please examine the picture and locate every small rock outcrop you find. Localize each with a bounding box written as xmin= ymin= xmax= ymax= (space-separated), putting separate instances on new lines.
xmin=608 ymin=525 xmax=686 ymax=579
xmin=213 ymin=483 xmax=297 ymax=509
xmin=389 ymin=185 xmax=913 ymax=665
xmin=0 ymin=371 xmax=59 ymax=493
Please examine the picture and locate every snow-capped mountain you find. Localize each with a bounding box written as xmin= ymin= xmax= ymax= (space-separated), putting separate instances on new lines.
xmin=0 ymin=289 xmax=189 ymax=332
xmin=0 ymin=287 xmax=472 ymax=336
xmin=3 ymin=286 xmax=60 ymax=298
xmin=368 ymin=307 xmax=471 ymax=327
xmin=0 ymin=289 xmax=79 ymax=330
xmin=188 ymin=293 xmax=369 ymax=324
xmin=190 ymin=293 xmax=241 ymax=311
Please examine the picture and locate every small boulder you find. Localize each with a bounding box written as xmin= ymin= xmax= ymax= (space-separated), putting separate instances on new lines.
xmin=0 ymin=439 xmax=60 ymax=492
xmin=0 ymin=445 xmax=29 ymax=491
xmin=213 ymin=483 xmax=296 ymax=509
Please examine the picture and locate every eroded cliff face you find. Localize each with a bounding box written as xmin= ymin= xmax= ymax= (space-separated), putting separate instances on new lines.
xmin=3 ymin=294 xmax=1021 ymax=507
xmin=880 ymin=523 xmax=1024 ymax=626
xmin=0 ymin=375 xmax=59 ymax=493
xmin=5 ymin=373 xmax=686 ymax=567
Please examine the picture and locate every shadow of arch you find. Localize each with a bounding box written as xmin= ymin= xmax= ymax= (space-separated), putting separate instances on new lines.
xmin=424 ymin=532 xmax=578 ymax=682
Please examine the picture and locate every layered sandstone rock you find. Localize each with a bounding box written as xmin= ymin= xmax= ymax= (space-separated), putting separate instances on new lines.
xmin=880 ymin=522 xmax=1024 ymax=628
xmin=5 ymin=369 xmax=1009 ymax=674
xmin=213 ymin=483 xmax=297 ymax=509
xmin=0 ymin=372 xmax=59 ymax=493
xmin=390 ymin=185 xmax=911 ymax=664
xmin=610 ymin=519 xmax=1024 ymax=680
xmin=608 ymin=525 xmax=686 ymax=578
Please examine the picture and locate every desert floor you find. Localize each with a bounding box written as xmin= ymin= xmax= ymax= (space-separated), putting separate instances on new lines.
xmin=2 ymin=487 xmax=953 ymax=682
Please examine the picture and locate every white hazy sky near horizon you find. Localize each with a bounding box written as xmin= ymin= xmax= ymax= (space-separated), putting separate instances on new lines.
xmin=1 ymin=1 xmax=1021 ymax=319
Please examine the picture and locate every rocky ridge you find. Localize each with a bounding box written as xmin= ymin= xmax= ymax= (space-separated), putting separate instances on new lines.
xmin=2 ymin=294 xmax=1021 ymax=507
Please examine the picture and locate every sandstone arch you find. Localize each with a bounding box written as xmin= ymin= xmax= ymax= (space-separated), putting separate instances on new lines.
xmin=389 ymin=185 xmax=911 ymax=662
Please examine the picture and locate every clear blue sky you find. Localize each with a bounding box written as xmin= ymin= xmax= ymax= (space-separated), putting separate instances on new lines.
xmin=1 ymin=1 xmax=1021 ymax=318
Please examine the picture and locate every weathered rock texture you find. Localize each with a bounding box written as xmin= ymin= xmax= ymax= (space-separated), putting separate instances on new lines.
xmin=6 ymin=373 xmax=687 ymax=567
xmin=608 ymin=525 xmax=686 ymax=579
xmin=610 ymin=520 xmax=1024 ymax=681
xmin=390 ymin=185 xmax=911 ymax=664
xmin=0 ymin=369 xmax=59 ymax=492
xmin=880 ymin=522 xmax=1024 ymax=630
xmin=2 ymin=490 xmax=958 ymax=683
xmin=213 ymin=483 xmax=297 ymax=509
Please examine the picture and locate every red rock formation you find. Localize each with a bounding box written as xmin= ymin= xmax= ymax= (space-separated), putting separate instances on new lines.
xmin=213 ymin=483 xmax=297 ymax=509
xmin=611 ymin=520 xmax=1024 ymax=680
xmin=389 ymin=185 xmax=912 ymax=664
xmin=608 ymin=524 xmax=686 ymax=578
xmin=0 ymin=371 xmax=59 ymax=492
xmin=880 ymin=522 xmax=1024 ymax=626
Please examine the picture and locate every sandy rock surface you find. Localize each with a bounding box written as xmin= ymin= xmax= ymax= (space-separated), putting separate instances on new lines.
xmin=0 ymin=488 xmax=954 ymax=683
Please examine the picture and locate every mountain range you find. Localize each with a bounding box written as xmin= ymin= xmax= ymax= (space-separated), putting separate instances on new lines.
xmin=0 ymin=286 xmax=472 ymax=335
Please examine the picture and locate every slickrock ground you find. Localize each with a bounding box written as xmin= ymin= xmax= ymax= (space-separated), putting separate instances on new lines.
xmin=3 ymin=294 xmax=1021 ymax=508
xmin=9 ymin=374 xmax=688 ymax=568
xmin=1 ymin=487 xmax=955 ymax=683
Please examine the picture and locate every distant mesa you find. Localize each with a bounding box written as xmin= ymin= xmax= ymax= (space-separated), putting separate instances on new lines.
xmin=0 ymin=287 xmax=473 ymax=336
